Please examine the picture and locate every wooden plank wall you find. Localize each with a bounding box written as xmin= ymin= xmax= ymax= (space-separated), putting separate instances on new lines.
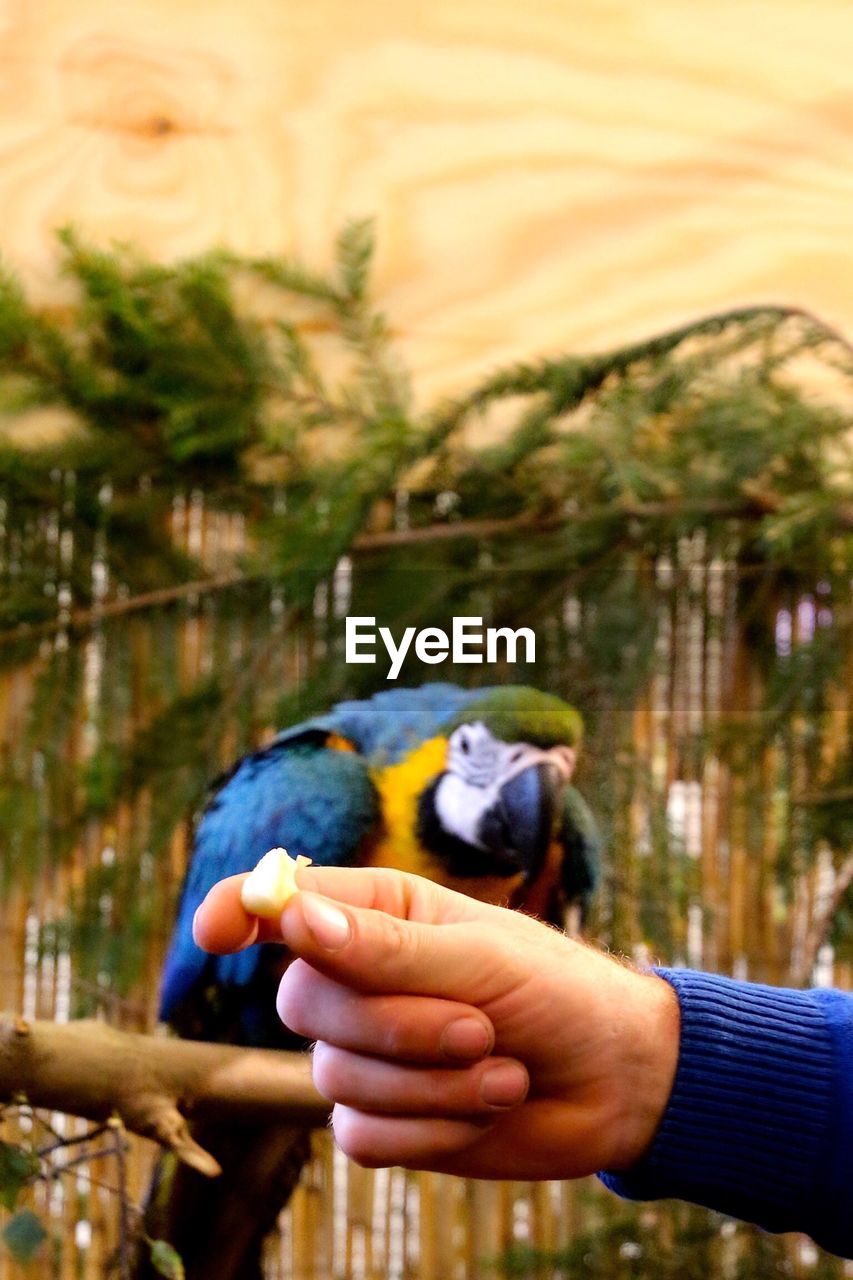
xmin=0 ymin=0 xmax=852 ymax=411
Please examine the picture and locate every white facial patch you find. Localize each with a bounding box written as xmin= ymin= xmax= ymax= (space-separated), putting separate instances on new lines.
xmin=434 ymin=771 xmax=495 ymax=849
xmin=446 ymin=722 xmax=506 ymax=786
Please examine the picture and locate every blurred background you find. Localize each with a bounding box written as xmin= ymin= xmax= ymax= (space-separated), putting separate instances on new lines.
xmin=0 ymin=1 xmax=851 ymax=1277
xmin=3 ymin=0 xmax=853 ymax=405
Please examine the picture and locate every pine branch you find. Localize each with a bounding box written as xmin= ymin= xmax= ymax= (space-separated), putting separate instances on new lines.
xmin=423 ymin=303 xmax=853 ymax=453
xmin=334 ymin=217 xmax=376 ymax=303
xmin=2 ymin=495 xmax=850 ymax=650
xmin=0 ymin=572 xmax=251 ymax=648
xmin=0 ymin=232 xmax=850 ymax=643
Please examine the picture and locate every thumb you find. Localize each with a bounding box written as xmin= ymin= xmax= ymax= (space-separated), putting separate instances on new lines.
xmin=280 ymin=889 xmax=525 ymax=1007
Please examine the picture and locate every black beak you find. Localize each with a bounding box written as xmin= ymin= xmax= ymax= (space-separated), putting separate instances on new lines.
xmin=478 ymin=762 xmax=563 ymax=880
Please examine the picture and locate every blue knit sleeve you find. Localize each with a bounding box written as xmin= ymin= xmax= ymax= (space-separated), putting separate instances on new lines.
xmin=600 ymin=969 xmax=853 ymax=1258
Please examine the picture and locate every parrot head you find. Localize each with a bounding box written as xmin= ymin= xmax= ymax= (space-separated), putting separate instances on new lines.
xmin=415 ymin=687 xmax=583 ymax=890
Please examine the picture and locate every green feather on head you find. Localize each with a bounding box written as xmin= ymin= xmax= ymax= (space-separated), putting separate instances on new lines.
xmin=444 ymin=686 xmax=584 ymax=749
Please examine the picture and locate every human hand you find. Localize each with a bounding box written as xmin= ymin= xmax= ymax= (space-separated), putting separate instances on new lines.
xmin=193 ymin=867 xmax=678 ymax=1180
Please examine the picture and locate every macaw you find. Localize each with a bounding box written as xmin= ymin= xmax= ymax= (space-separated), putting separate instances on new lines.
xmin=147 ymin=683 xmax=600 ymax=1280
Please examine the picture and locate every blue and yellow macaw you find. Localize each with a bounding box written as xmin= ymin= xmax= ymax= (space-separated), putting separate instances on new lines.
xmin=151 ymin=683 xmax=600 ymax=1280
xmin=161 ymin=682 xmax=600 ymax=1043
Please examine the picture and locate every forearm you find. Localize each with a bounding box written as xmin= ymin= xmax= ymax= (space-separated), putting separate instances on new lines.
xmin=601 ymin=969 xmax=853 ymax=1259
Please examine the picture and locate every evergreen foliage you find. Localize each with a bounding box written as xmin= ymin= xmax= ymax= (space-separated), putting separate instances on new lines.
xmin=0 ymin=224 xmax=850 ymax=1278
xmin=495 ymin=1201 xmax=843 ymax=1279
xmin=0 ymin=224 xmax=849 ymax=626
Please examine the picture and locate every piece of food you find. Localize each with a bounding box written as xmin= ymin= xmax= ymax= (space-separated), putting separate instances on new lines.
xmin=240 ymin=848 xmax=312 ymax=918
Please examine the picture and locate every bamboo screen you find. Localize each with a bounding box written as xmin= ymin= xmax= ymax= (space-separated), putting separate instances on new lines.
xmin=0 ymin=487 xmax=849 ymax=1278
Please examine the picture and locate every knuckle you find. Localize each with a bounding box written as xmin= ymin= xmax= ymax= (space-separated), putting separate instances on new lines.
xmin=275 ymin=964 xmax=311 ymax=1035
xmin=382 ymin=1025 xmax=405 ymax=1059
xmin=311 ymin=1042 xmax=346 ymax=1102
xmin=378 ymin=1003 xmax=411 ymax=1058
xmin=381 ymin=913 xmax=413 ymax=961
xmin=379 ymin=916 xmax=430 ymax=985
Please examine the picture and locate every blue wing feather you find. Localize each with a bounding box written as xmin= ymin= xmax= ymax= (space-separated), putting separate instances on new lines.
xmin=159 ymin=741 xmax=377 ymax=1025
xmin=160 ymin=683 xmax=496 ymax=1035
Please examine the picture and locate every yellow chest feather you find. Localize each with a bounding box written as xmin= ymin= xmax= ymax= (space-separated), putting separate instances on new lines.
xmin=367 ymin=736 xmax=448 ymax=875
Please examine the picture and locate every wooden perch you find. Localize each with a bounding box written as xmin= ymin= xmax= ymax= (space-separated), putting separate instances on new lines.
xmin=0 ymin=1015 xmax=329 ymax=1177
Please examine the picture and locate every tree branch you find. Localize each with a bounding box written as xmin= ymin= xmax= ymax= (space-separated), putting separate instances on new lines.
xmin=4 ymin=493 xmax=850 ymax=648
xmin=0 ymin=1015 xmax=328 ymax=1177
xmin=790 ymin=852 xmax=853 ymax=987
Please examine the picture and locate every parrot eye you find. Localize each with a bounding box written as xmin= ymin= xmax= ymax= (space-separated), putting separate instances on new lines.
xmin=447 ymin=722 xmax=499 ymax=785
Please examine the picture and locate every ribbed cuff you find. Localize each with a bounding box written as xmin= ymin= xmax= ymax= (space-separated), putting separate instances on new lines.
xmin=600 ymin=968 xmax=835 ymax=1238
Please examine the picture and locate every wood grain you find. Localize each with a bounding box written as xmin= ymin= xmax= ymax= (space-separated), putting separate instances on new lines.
xmin=0 ymin=0 xmax=851 ymax=401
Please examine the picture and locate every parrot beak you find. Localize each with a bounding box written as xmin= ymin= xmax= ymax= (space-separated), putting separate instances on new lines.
xmin=478 ymin=760 xmax=565 ymax=881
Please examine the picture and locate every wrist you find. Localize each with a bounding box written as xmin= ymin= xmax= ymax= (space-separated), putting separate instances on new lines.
xmin=601 ymin=970 xmax=840 ymax=1247
xmin=608 ymin=971 xmax=680 ymax=1170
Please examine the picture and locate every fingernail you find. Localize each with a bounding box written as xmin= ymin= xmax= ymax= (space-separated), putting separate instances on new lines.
xmin=301 ymin=894 xmax=351 ymax=951
xmin=440 ymin=1017 xmax=492 ymax=1060
xmin=480 ymin=1063 xmax=529 ymax=1109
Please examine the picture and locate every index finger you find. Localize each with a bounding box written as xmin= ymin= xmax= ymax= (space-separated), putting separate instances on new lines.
xmin=191 ymin=874 xmax=258 ymax=954
xmin=192 ymin=865 xmax=500 ymax=956
xmin=279 ymin=891 xmax=524 ymax=1005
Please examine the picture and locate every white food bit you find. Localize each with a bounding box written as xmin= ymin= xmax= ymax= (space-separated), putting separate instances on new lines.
xmin=240 ymin=848 xmax=312 ymax=919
